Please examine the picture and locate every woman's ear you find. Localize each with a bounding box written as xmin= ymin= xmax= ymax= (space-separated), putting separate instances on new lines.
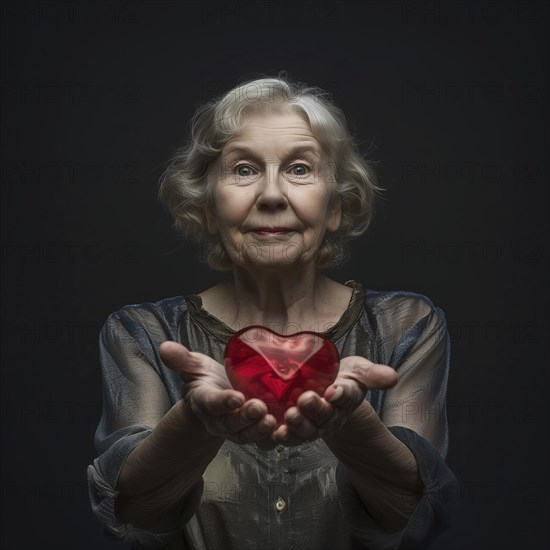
xmin=326 ymin=195 xmax=342 ymax=233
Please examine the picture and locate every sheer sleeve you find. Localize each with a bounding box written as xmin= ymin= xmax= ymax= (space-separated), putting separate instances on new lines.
xmin=86 ymin=310 xmax=202 ymax=549
xmin=339 ymin=294 xmax=459 ymax=549
xmin=381 ymin=296 xmax=451 ymax=457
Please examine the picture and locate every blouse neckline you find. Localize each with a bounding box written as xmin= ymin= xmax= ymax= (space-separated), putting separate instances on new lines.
xmin=184 ymin=280 xmax=365 ymax=344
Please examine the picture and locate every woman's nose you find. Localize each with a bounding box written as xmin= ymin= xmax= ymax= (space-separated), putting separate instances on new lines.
xmin=255 ymin=166 xmax=288 ymax=210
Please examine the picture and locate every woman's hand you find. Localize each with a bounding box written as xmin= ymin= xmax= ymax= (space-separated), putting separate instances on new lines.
xmin=159 ymin=341 xmax=278 ymax=449
xmin=272 ymin=356 xmax=398 ymax=446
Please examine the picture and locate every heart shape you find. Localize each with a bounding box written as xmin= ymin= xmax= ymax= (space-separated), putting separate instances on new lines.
xmin=224 ymin=325 xmax=340 ymax=425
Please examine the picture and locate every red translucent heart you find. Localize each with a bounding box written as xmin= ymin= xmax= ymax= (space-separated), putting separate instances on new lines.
xmin=224 ymin=325 xmax=340 ymax=425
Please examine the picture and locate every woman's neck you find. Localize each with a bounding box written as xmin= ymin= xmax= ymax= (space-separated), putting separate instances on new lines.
xmin=200 ymin=266 xmax=352 ymax=334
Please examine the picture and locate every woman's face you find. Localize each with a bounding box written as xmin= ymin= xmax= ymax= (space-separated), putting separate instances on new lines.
xmin=205 ymin=108 xmax=341 ymax=272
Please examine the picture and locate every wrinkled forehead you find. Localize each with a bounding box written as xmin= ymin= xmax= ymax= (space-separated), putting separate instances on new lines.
xmin=222 ymin=104 xmax=327 ymax=159
xmin=241 ymin=97 xmax=304 ymax=117
xmin=231 ymin=114 xmax=318 ymax=149
xmin=237 ymin=102 xmax=311 ymax=134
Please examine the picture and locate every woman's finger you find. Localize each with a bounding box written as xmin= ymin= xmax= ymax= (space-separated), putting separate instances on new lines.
xmin=272 ymin=424 xmax=297 ymax=445
xmin=221 ymin=399 xmax=271 ymax=434
xmin=283 ymin=407 xmax=318 ymax=439
xmin=160 ymin=341 xmax=233 ymax=391
xmin=296 ymin=392 xmax=334 ymax=426
xmin=159 ymin=341 xmax=225 ymax=377
xmin=339 ymin=356 xmax=398 ymax=390
xmin=324 ymin=379 xmax=363 ymax=409
xmin=159 ymin=341 xmax=191 ymax=371
xmin=236 ymin=412 xmax=278 ymax=443
xmin=191 ymin=387 xmax=246 ymax=417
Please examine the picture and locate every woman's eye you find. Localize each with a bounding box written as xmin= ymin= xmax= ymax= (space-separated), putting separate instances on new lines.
xmin=290 ymin=164 xmax=309 ymax=176
xmin=236 ymin=165 xmax=254 ymax=177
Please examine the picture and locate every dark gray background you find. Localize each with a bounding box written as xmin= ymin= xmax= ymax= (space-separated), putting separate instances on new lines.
xmin=1 ymin=1 xmax=548 ymax=549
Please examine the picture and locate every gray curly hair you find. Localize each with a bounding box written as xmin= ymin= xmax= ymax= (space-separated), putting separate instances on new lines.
xmin=158 ymin=75 xmax=380 ymax=270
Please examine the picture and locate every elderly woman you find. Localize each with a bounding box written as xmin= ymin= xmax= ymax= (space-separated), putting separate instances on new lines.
xmin=88 ymin=77 xmax=457 ymax=550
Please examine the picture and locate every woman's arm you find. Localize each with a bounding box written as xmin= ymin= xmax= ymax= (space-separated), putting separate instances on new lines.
xmin=323 ymin=401 xmax=422 ymax=531
xmin=88 ymin=311 xmax=277 ymax=546
xmin=275 ymin=297 xmax=457 ymax=541
xmin=277 ymin=362 xmax=422 ymax=532
xmin=114 ymin=399 xmax=223 ymax=528
xmin=114 ymin=341 xmax=279 ymax=529
xmin=88 ymin=310 xmax=197 ymax=548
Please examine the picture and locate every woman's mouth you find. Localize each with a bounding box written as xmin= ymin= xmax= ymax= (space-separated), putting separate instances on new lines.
xmin=252 ymin=228 xmax=292 ymax=235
